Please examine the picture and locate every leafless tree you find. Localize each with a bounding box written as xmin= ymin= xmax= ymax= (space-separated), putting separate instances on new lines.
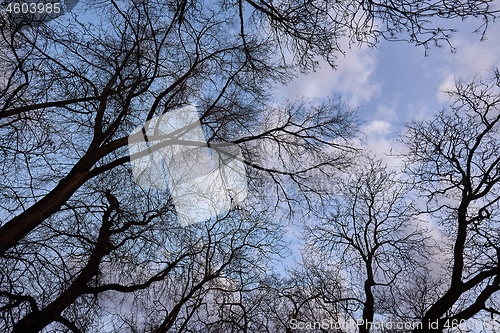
xmin=304 ymin=156 xmax=430 ymax=333
xmin=401 ymin=69 xmax=500 ymax=332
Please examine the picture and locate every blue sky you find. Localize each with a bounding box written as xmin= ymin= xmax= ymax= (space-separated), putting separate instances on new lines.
xmin=276 ymin=15 xmax=500 ymax=163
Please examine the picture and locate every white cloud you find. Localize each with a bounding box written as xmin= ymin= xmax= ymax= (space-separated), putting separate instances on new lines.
xmin=375 ymin=102 xmax=398 ymax=120
xmin=363 ymin=119 xmax=391 ymax=136
xmin=437 ymin=73 xmax=456 ymax=102
xmin=275 ymin=41 xmax=380 ymax=107
xmin=437 ymin=21 xmax=500 ymax=99
xmin=350 ymin=119 xmax=406 ymax=168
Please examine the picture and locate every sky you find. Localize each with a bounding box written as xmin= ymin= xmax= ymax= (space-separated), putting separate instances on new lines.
xmin=273 ymin=15 xmax=500 ymax=268
xmin=275 ymin=15 xmax=500 ymax=165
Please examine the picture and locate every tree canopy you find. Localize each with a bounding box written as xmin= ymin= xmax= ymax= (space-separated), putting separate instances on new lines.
xmin=1 ymin=0 xmax=499 ymax=332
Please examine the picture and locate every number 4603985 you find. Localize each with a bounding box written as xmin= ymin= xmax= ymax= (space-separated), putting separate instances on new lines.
xmin=5 ymin=2 xmax=61 ymax=14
